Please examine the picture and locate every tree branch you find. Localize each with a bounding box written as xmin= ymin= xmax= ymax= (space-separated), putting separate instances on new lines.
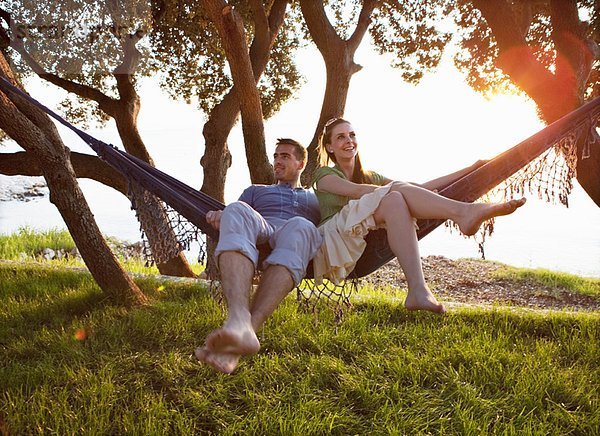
xmin=0 ymin=150 xmax=128 ymax=194
xmin=549 ymin=0 xmax=598 ymax=103
xmin=299 ymin=0 xmax=343 ymax=54
xmin=248 ymin=0 xmax=269 ymax=36
xmin=268 ymin=0 xmax=289 ymax=34
xmin=10 ymin=40 xmax=117 ymax=114
xmin=248 ymin=0 xmax=288 ymax=80
xmin=471 ymin=0 xmax=560 ymax=119
xmin=347 ymin=0 xmax=379 ymax=53
xmin=201 ymin=0 xmax=271 ymax=183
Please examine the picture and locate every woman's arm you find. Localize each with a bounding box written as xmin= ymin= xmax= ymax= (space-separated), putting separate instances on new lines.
xmin=316 ymin=174 xmax=380 ymax=199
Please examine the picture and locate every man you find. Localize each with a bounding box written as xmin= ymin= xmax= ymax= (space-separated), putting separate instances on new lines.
xmin=195 ymin=138 xmax=322 ymax=374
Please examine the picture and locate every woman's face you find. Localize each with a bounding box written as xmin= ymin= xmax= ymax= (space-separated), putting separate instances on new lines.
xmin=327 ymin=122 xmax=357 ymax=162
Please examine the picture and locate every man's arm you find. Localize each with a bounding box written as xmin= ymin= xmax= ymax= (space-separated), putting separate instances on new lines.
xmin=206 ymin=210 xmax=223 ymax=230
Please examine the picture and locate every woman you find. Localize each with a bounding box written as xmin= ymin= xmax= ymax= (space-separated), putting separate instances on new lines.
xmin=311 ymin=118 xmax=526 ymax=313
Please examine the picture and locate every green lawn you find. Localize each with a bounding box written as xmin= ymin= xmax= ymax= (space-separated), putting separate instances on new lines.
xmin=1 ymin=228 xmax=599 ymax=434
xmin=1 ymin=259 xmax=598 ymax=435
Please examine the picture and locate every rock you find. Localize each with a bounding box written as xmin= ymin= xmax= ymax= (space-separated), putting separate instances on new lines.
xmin=41 ymin=248 xmax=55 ymax=260
xmin=0 ymin=175 xmax=48 ymax=202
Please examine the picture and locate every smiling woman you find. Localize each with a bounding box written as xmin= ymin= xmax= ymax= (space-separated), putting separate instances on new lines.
xmin=309 ymin=116 xmax=530 ymax=313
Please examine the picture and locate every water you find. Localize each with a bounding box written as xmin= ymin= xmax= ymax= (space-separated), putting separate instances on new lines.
xmin=1 ymin=173 xmax=598 ymax=278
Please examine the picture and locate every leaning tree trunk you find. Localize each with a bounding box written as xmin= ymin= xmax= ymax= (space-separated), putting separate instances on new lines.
xmin=471 ymin=0 xmax=600 ymax=206
xmin=111 ymin=91 xmax=195 ymax=277
xmin=10 ymin=24 xmax=196 ymax=276
xmin=299 ymin=0 xmax=378 ymax=185
xmin=0 ymin=55 xmax=146 ymax=306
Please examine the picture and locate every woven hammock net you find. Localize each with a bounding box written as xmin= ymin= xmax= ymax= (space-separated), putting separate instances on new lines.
xmin=0 ymin=76 xmax=595 ymax=314
xmin=133 ymin=109 xmax=598 ymax=313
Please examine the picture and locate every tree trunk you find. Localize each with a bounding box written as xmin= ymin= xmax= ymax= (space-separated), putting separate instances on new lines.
xmin=471 ymin=0 xmax=600 ymax=206
xmin=302 ymin=60 xmax=355 ymax=184
xmin=0 ymin=55 xmax=146 ymax=306
xmin=199 ymin=0 xmax=288 ymax=202
xmin=111 ymin=96 xmax=195 ymax=277
xmin=202 ymin=1 xmax=272 ymax=184
xmin=299 ymin=0 xmax=377 ymax=186
xmin=11 ymin=24 xmax=196 ymax=276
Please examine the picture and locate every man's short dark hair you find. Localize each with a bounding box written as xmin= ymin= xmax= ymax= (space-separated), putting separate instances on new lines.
xmin=276 ymin=138 xmax=307 ymax=161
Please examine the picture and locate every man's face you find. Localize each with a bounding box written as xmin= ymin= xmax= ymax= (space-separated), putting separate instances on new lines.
xmin=273 ymin=143 xmax=304 ymax=183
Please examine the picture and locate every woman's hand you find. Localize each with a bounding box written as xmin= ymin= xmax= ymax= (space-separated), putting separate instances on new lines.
xmin=206 ymin=210 xmax=223 ymax=230
xmin=472 ymin=159 xmax=489 ymax=170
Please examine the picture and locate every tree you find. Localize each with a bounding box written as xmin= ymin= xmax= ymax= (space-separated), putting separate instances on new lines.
xmin=453 ymin=0 xmax=599 ymax=205
xmin=0 ymin=52 xmax=147 ymax=306
xmin=299 ymin=0 xmax=452 ymax=184
xmin=151 ymin=0 xmax=299 ymax=201
xmin=1 ymin=1 xmax=196 ymax=276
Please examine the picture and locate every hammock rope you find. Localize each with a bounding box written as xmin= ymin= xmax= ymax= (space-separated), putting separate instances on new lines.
xmin=1 ymin=77 xmax=598 ymax=309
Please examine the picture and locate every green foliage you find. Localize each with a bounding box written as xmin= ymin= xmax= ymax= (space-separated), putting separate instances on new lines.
xmin=1 ymin=261 xmax=599 ymax=434
xmin=3 ymin=0 xmax=154 ymax=126
xmin=371 ymin=0 xmax=453 ymax=83
xmin=150 ymin=0 xmax=304 ymax=118
xmin=453 ymin=0 xmax=599 ymax=99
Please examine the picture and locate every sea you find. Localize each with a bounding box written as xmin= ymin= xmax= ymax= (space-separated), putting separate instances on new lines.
xmin=1 ymin=173 xmax=599 ymax=279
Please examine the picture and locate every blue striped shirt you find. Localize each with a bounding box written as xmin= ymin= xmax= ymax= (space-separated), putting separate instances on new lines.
xmin=238 ymin=184 xmax=321 ymax=227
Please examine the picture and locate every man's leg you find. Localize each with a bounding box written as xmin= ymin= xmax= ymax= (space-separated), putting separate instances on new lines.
xmin=250 ymin=265 xmax=294 ymax=331
xmin=196 ymin=264 xmax=294 ymax=374
xmin=249 ymin=217 xmax=321 ymax=328
xmin=194 ymin=251 xmax=260 ymax=374
xmin=204 ymin=251 xmax=261 ymax=355
xmin=195 ymin=202 xmax=270 ymax=373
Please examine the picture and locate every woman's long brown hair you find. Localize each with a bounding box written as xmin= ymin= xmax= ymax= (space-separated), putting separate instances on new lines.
xmin=317 ymin=118 xmax=372 ymax=184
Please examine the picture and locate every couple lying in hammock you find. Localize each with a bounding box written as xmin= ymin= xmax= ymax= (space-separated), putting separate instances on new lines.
xmin=195 ymin=118 xmax=526 ymax=373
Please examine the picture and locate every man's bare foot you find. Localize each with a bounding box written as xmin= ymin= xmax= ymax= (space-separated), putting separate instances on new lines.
xmin=459 ymin=198 xmax=526 ymax=236
xmin=405 ymin=287 xmax=446 ymax=314
xmin=194 ymin=346 xmax=241 ymax=374
xmin=205 ymin=323 xmax=261 ymax=356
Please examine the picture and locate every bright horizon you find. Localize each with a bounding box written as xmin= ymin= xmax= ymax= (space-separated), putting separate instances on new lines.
xmin=3 ymin=39 xmax=599 ymax=277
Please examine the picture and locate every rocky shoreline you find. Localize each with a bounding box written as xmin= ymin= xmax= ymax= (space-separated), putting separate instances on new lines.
xmin=360 ymin=256 xmax=600 ymax=312
xmin=0 ymin=175 xmax=48 ymax=202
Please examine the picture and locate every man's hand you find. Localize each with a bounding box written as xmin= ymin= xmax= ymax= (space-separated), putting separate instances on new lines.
xmin=206 ymin=210 xmax=223 ymax=230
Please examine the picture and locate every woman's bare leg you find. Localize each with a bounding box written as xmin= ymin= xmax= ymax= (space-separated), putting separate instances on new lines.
xmin=374 ymin=191 xmax=446 ymax=314
xmin=389 ymin=182 xmax=526 ymax=236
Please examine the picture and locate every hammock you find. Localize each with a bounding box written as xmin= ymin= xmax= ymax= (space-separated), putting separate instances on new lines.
xmin=1 ymin=77 xmax=599 ymax=284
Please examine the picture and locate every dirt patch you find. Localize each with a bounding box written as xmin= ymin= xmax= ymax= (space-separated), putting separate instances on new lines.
xmin=360 ymin=256 xmax=600 ymax=311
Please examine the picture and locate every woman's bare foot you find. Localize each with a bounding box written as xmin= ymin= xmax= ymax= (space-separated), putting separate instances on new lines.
xmin=405 ymin=286 xmax=446 ymax=314
xmin=205 ymin=323 xmax=260 ymax=356
xmin=195 ymin=347 xmax=241 ymax=374
xmin=459 ymin=198 xmax=526 ymax=236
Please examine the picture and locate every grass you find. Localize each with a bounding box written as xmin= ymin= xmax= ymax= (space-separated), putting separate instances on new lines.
xmin=0 ymin=226 xmax=204 ymax=275
xmin=1 ymin=228 xmax=599 ymax=434
xmin=493 ymin=266 xmax=600 ymax=299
